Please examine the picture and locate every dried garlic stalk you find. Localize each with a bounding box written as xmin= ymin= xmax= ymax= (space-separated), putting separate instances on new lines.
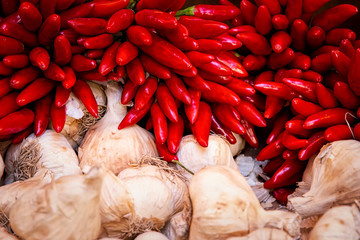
xmin=288 ymin=140 xmax=360 ymax=218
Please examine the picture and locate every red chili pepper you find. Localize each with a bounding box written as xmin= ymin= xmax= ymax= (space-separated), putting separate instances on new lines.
xmin=70 ymin=54 xmax=97 ymax=72
xmin=135 ymin=9 xmax=177 ymax=30
xmin=87 ymin=49 xmax=104 ymax=59
xmin=254 ymin=82 xmax=298 ymax=101
xmin=303 ymin=108 xmax=355 ymax=129
xmin=289 ymin=52 xmax=311 ymax=71
xmin=291 ymin=98 xmax=323 ymax=117
xmin=151 ymin=102 xmax=168 ymax=144
xmin=264 ymin=96 xmax=285 ymax=119
xmin=212 ymin=103 xmax=245 ymax=135
xmin=282 ymin=130 xmax=309 ymax=150
xmin=285 ymin=0 xmax=302 ymax=23
xmin=263 ymin=156 xmax=286 ymax=175
xmin=236 ymin=100 xmax=266 ymax=127
xmin=59 ymin=29 xmax=79 ymax=44
xmin=201 ymin=81 xmax=241 ymax=106
xmin=12 ymin=125 xmax=33 ymax=144
xmin=285 ymin=118 xmax=314 ymax=138
xmin=240 ymin=118 xmax=259 ymax=148
xmin=339 ymin=39 xmax=355 ymax=59
xmin=72 ymin=79 xmax=98 ymax=118
xmin=275 ymin=69 xmax=303 ymax=83
xmin=184 ymin=88 xmax=201 ymax=124
xmin=67 ymin=17 xmax=107 ymax=36
xmin=254 ymin=0 xmax=281 ymax=15
xmin=0 ymin=22 xmax=38 ymax=47
xmin=326 ymin=28 xmax=356 ymax=46
xmin=0 ymin=61 xmax=13 ymax=76
xmin=324 ymin=124 xmax=353 ymax=142
xmin=282 ymin=78 xmax=317 ymax=103
xmin=181 ymin=75 xmax=210 ymax=93
xmin=55 ymin=84 xmax=71 ymax=108
xmin=56 ymin=0 xmax=76 ymax=11
xmin=163 ymin=74 xmax=191 ymax=105
xmin=175 ymin=4 xmax=240 ymax=22
xmin=0 ymin=108 xmax=34 ymax=136
xmin=167 ymin=0 xmax=186 ymax=12
xmin=15 ymin=77 xmax=54 ymax=107
xmin=236 ymin=32 xmax=271 ymax=56
xmin=97 ymin=42 xmax=119 ymax=76
xmin=18 ymin=2 xmax=42 ymax=32
xmin=210 ymin=114 xmax=236 ymax=144
xmin=283 ymin=149 xmax=298 ymax=161
xmin=225 ymin=78 xmax=255 ymax=97
xmin=242 ymin=55 xmax=266 ymax=71
xmin=290 ymin=19 xmax=308 ymax=52
xmin=83 ymin=33 xmax=113 ymax=50
xmin=302 ymin=70 xmax=323 ymax=83
xmin=59 ymin=3 xmax=94 ymax=29
xmin=29 ymin=47 xmax=49 ymax=70
xmin=0 ymin=35 xmax=24 ymax=57
xmin=228 ymin=25 xmax=256 ymax=36
xmin=121 ymin=80 xmax=139 ymax=104
xmin=1 ymin=0 xmax=19 ymax=16
xmin=298 ymin=131 xmax=327 ymax=160
xmin=43 ymin=62 xmax=65 ymax=82
xmin=115 ymin=41 xmax=138 ymax=66
xmin=106 ymin=9 xmax=134 ymax=33
xmin=242 ymin=93 xmax=266 ymax=112
xmin=273 ymin=187 xmax=296 ymax=205
xmin=156 ymin=83 xmax=178 ymax=122
xmin=196 ymin=39 xmax=222 ymax=53
xmin=266 ymin=111 xmax=289 ymax=144
xmin=90 ymin=0 xmax=129 ymax=18
xmin=136 ymin=0 xmax=174 ymax=12
xmin=159 ymin=23 xmax=188 ymax=44
xmin=306 ymin=26 xmax=325 ymax=50
xmin=51 ymin=36 xmax=71 ymax=66
xmin=311 ymin=53 xmax=332 ymax=74
xmin=272 ymin=14 xmax=289 ymax=30
xmin=178 ymin=16 xmax=228 ymax=39
xmin=212 ymin=34 xmax=242 ymax=52
xmin=185 ymin=51 xmax=214 ymax=67
xmin=118 ymin=97 xmax=153 ymax=129
xmin=333 ymin=81 xmax=360 ymax=109
xmin=330 ymin=50 xmax=350 ymax=77
xmin=172 ymin=37 xmax=199 ymax=51
xmin=303 ymin=0 xmax=330 ymax=12
xmin=315 ymin=83 xmax=338 ymax=109
xmin=198 ymin=60 xmax=232 ymax=76
xmin=39 ymin=0 xmax=56 ymax=19
xmin=34 ymin=94 xmax=51 ymax=136
xmin=167 ymin=116 xmax=184 ymax=153
xmin=0 ymin=92 xmax=20 ymax=118
xmin=197 ymin=71 xmax=231 ymax=85
xmin=126 ymin=25 xmax=152 ymax=47
xmin=312 ymin=4 xmax=358 ymax=31
xmin=348 ymin=49 xmax=360 ymax=96
xmin=257 ymin=132 xmax=286 ymax=161
xmin=156 ymin=140 xmax=178 ymax=162
xmin=134 ymin=77 xmax=157 ymax=110
xmin=126 ymin=58 xmax=145 ymax=85
xmin=138 ymin=54 xmax=170 ymax=80
xmin=2 ymin=54 xmax=27 ymax=69
xmin=354 ymin=123 xmax=360 ymax=140
xmin=38 ymin=14 xmax=61 ymax=47
xmin=215 ymin=51 xmax=247 ymax=77
xmin=191 ymin=101 xmax=212 ymax=147
xmin=3 ymin=11 xmax=21 ymax=24
xmin=139 ymin=34 xmax=193 ymax=71
xmin=240 ymin=0 xmax=257 ymax=26
xmin=50 ymin=102 xmax=66 ymax=133
xmin=311 ymin=45 xmax=339 ymax=58
xmin=268 ymin=48 xmax=295 ymax=70
xmin=254 ymin=5 xmax=272 ymax=35
xmin=61 ymin=66 xmax=76 ymax=89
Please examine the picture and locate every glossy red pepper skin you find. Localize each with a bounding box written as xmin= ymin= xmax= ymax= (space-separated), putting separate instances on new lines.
xmin=83 ymin=33 xmax=113 ymax=49
xmin=18 ymin=2 xmax=42 ymax=32
xmin=240 ymin=0 xmax=257 ymax=26
xmin=254 ymin=82 xmax=297 ymax=101
xmin=282 ymin=78 xmax=317 ymax=103
xmin=118 ymin=97 xmax=153 ymax=130
xmin=268 ymin=48 xmax=295 ymax=70
xmin=270 ymin=31 xmax=292 ymax=54
xmin=0 ymin=22 xmax=38 ymax=47
xmin=330 ymin=50 xmax=350 ymax=77
xmin=225 ymin=78 xmax=255 ymax=97
xmin=52 ymin=35 xmax=72 ymax=66
xmin=0 ymin=92 xmax=20 ymax=118
xmin=185 ymin=51 xmax=214 ymax=67
xmin=236 ymin=32 xmax=271 ymax=56
xmin=212 ymin=34 xmax=242 ymax=51
xmin=311 ymin=45 xmax=339 ymax=58
xmin=176 ymin=4 xmax=240 ymax=22
xmin=315 ymin=83 xmax=338 ymax=109
xmin=283 ymin=149 xmax=298 ymax=161
xmin=160 ymin=23 xmax=188 ymax=44
xmin=198 ymin=60 xmax=232 ymax=76
xmin=303 ymin=108 xmax=355 ymax=130
xmin=135 ymin=9 xmax=177 ymax=30
xmin=166 ymin=114 xmax=184 ymax=153
xmin=291 ymin=98 xmax=323 ymax=117
xmin=196 ymin=39 xmax=222 ymax=53
xmin=164 ymin=74 xmax=191 ymax=105
xmin=59 ymin=29 xmax=79 ymax=44
xmin=240 ymin=118 xmax=259 ymax=148
xmin=285 ymin=0 xmax=302 ymax=23
xmin=282 ymin=130 xmax=309 ymax=150
xmin=210 ymin=114 xmax=236 ymax=144
xmin=29 ymin=47 xmax=50 ymax=70
xmin=244 ymin=93 xmax=271 ymax=113
xmin=191 ymin=101 xmax=212 ymax=147
xmin=12 ymin=125 xmax=33 ymax=144
xmin=302 ymin=70 xmax=322 ymax=83
xmin=156 ymin=140 xmax=178 ymax=162
xmin=134 ymin=77 xmax=157 ymax=110
xmin=70 ymin=54 xmax=97 ymax=72
xmin=298 ymin=131 xmax=327 ymax=160
xmin=0 ymin=61 xmax=13 ymax=75
xmin=275 ymin=69 xmax=303 ymax=83
xmin=43 ymin=62 xmax=65 ymax=82
xmin=2 ymin=54 xmax=27 ymax=69
xmin=289 ymin=52 xmax=311 ymax=71
xmin=257 ymin=133 xmax=286 ymax=161
xmin=173 ymin=37 xmax=199 ymax=51
xmin=348 ymin=49 xmax=360 ymax=96
xmin=126 ymin=25 xmax=152 ymax=47
xmin=67 ymin=18 xmax=107 ymax=36
xmin=38 ymin=14 xmax=61 ymax=46
xmin=215 ymin=51 xmax=247 ymax=78
xmin=55 ymin=84 xmax=71 ymax=108
xmin=290 ymin=19 xmax=308 ymax=52
xmin=0 ymin=35 xmax=24 ymax=57
xmin=178 ymin=16 xmax=228 ymax=39
xmin=121 ymin=80 xmax=139 ymax=105
xmin=324 ymin=124 xmax=353 ymax=142
xmin=333 ymin=81 xmax=360 ymax=109
xmin=303 ymin=0 xmax=330 ymax=12
xmin=264 ymin=96 xmax=284 ymax=119
xmin=228 ymin=25 xmax=256 ymax=36
xmin=285 ymin=118 xmax=314 ymax=138
xmin=139 ymin=34 xmax=193 ymax=71
xmin=151 ymin=102 xmax=168 ymax=144
xmin=1 ymin=0 xmax=19 ymax=16
xmin=72 ymin=79 xmax=99 ymax=118
xmin=236 ymin=100 xmax=266 ymax=127
xmin=212 ymin=103 xmax=245 ymax=135
xmin=339 ymin=39 xmax=355 ymax=59
xmin=326 ymin=28 xmax=356 ymax=46
xmin=243 ymin=55 xmax=266 ymax=71
xmin=272 ymin=14 xmax=289 ymax=30
xmin=0 ymin=108 xmax=34 ymax=136
xmin=62 ymin=66 xmax=76 ymax=89
xmin=273 ymin=187 xmax=296 ymax=205
xmin=254 ymin=5 xmax=272 ymax=36
xmin=312 ymin=4 xmax=358 ymax=31
xmin=156 ymin=83 xmax=178 ymax=123
xmin=125 ymin=58 xmax=145 ymax=85
xmin=138 ymin=54 xmax=170 ymax=80
xmin=311 ymin=53 xmax=332 ymax=74
xmin=16 ymin=78 xmax=55 ymax=107
xmin=106 ymin=9 xmax=134 ymax=34
xmin=50 ymin=102 xmax=66 ymax=133
xmin=136 ymin=0 xmax=174 ymax=12
xmin=33 ymin=94 xmax=52 ymax=136
xmin=98 ymin=41 xmax=120 ymax=76
xmin=90 ymin=0 xmax=129 ymax=18
xmin=184 ymin=88 xmax=201 ymax=124
xmin=56 ymin=0 xmax=76 ymax=11
xmin=59 ymin=3 xmax=94 ymax=28
xmin=202 ymin=81 xmax=241 ymax=106
xmin=263 ymin=156 xmax=286 ymax=175
xmin=115 ymin=41 xmax=138 ymax=66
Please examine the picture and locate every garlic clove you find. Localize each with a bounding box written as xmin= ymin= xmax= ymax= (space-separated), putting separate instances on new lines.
xmin=9 ymin=166 xmax=103 ymax=240
xmin=134 ymin=231 xmax=170 ymax=240
xmin=229 ymin=133 xmax=245 ymax=157
xmin=225 ymin=228 xmax=293 ymax=240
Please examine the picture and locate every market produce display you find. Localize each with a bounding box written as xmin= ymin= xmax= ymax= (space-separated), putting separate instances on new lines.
xmin=0 ymin=0 xmax=360 ymax=239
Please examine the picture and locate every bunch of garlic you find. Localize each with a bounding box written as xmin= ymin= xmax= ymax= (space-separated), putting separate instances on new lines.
xmin=99 ymin=159 xmax=190 ymax=240
xmin=78 ymin=82 xmax=158 ymax=175
xmin=309 ymin=203 xmax=360 ymax=240
xmin=4 ymin=130 xmax=81 ymax=184
xmin=176 ymin=134 xmax=238 ymax=181
xmin=10 ymin=166 xmax=103 ymax=240
xmin=56 ymin=81 xmax=107 ymax=149
xmin=189 ymin=166 xmax=300 ymax=240
xmin=288 ymin=140 xmax=360 ymax=218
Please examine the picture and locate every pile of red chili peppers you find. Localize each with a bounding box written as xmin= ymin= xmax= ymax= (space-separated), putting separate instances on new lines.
xmin=0 ymin=0 xmax=359 ymax=204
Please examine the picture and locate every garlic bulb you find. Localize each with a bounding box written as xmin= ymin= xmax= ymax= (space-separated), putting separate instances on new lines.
xmin=288 ymin=140 xmax=360 ymax=218
xmin=176 ymin=134 xmax=238 ymax=181
xmin=229 ymin=133 xmax=245 ymax=157
xmin=0 ymin=227 xmax=18 ymax=240
xmin=135 ymin=231 xmax=170 ymax=240
xmin=57 ymin=81 xmax=107 ymax=149
xmin=189 ymin=166 xmax=300 ymax=240
xmin=10 ymin=166 xmax=103 ymax=240
xmin=78 ymin=82 xmax=158 ymax=175
xmin=226 ymin=228 xmax=293 ymax=240
xmin=0 ymin=154 xmax=4 ymax=184
xmin=309 ymin=204 xmax=360 ymax=240
xmin=99 ymin=158 xmax=190 ymax=240
xmin=5 ymin=130 xmax=81 ymax=184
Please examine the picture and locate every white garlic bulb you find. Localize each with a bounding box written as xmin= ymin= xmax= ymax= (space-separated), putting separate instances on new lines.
xmin=78 ymin=82 xmax=158 ymax=175
xmin=135 ymin=231 xmax=170 ymax=240
xmin=229 ymin=133 xmax=245 ymax=157
xmin=5 ymin=130 xmax=81 ymax=184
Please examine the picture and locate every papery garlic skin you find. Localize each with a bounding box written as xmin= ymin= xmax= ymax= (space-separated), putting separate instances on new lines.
xmin=0 ymin=154 xmax=4 ymax=183
xmin=229 ymin=133 xmax=245 ymax=157
xmin=0 ymin=140 xmax=11 ymax=158
xmin=288 ymin=140 xmax=360 ymax=218
xmin=176 ymin=135 xmax=238 ymax=181
xmin=309 ymin=204 xmax=360 ymax=240
xmin=78 ymin=82 xmax=158 ymax=175
xmin=226 ymin=228 xmax=293 ymax=240
xmin=135 ymin=231 xmax=170 ymax=240
xmin=0 ymin=227 xmax=18 ymax=240
xmin=5 ymin=130 xmax=81 ymax=184
xmin=10 ymin=166 xmax=103 ymax=240
xmin=189 ymin=166 xmax=300 ymax=240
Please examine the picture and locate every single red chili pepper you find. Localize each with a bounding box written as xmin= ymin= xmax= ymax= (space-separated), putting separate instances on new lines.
xmin=255 ymin=82 xmax=299 ymax=101
xmin=18 ymin=2 xmax=42 ymax=32
xmin=225 ymin=78 xmax=255 ymax=96
xmin=201 ymin=81 xmax=241 ymax=106
xmin=272 ymin=14 xmax=289 ymax=30
xmin=347 ymin=49 xmax=360 ymax=96
xmin=136 ymin=0 xmax=173 ymax=11
xmin=156 ymin=140 xmax=179 ymax=162
xmin=185 ymin=51 xmax=214 ymax=67
xmin=139 ymin=34 xmax=193 ymax=71
xmin=39 ymin=0 xmax=56 ymax=19
xmin=167 ymin=0 xmax=186 ymax=12
xmin=330 ymin=50 xmax=350 ymax=77
xmin=167 ymin=116 xmax=184 ymax=153
xmin=304 ymin=108 xmax=356 ymax=129
xmin=266 ymin=111 xmax=289 ymax=144
xmin=16 ymin=78 xmax=55 ymax=106
xmin=302 ymin=70 xmax=323 ymax=83
xmin=178 ymin=16 xmax=228 ymax=39
xmin=273 ymin=187 xmax=296 ymax=205
xmin=285 ymin=0 xmax=302 ymax=23
xmin=151 ymin=102 xmax=168 ymax=144
xmin=354 ymin=123 xmax=360 ymax=140
xmin=312 ymin=4 xmax=358 ymax=31
xmin=184 ymin=88 xmax=201 ymax=124
xmin=285 ymin=118 xmax=314 ymax=138
xmin=298 ymin=131 xmax=327 ymax=160
xmin=3 ymin=11 xmax=21 ymax=24
xmin=72 ymin=79 xmax=99 ymax=118
xmin=324 ymin=124 xmax=353 ymax=142
xmin=121 ymin=80 xmax=139 ymax=104
xmin=264 ymin=96 xmax=285 ymax=119
xmin=282 ymin=78 xmax=317 ymax=103
xmin=291 ymin=98 xmax=323 ymax=117
xmin=43 ymin=62 xmax=65 ymax=81
xmin=172 ymin=37 xmax=199 ymax=51
xmin=83 ymin=33 xmax=113 ymax=50
xmin=156 ymin=83 xmax=179 ymax=122
xmin=134 ymin=77 xmax=157 ymax=110
xmin=283 ymin=149 xmax=298 ymax=161
xmin=326 ymin=28 xmax=356 ymax=46
xmin=0 ymin=108 xmax=34 ymax=136
xmin=115 ymin=41 xmax=138 ymax=66
xmin=67 ymin=18 xmax=107 ymax=36
xmin=240 ymin=118 xmax=259 ymax=148
xmin=38 ymin=14 xmax=61 ymax=46
xmin=0 ymin=35 xmax=24 ymax=57
xmin=90 ymin=0 xmax=129 ymax=18
xmin=212 ymin=34 xmax=242 ymax=51
xmin=263 ymin=156 xmax=286 ymax=175
xmin=55 ymin=0 xmax=76 ymax=11
xmin=275 ymin=69 xmax=303 ymax=83
xmin=52 ymin=35 xmax=72 ymax=66
xmin=311 ymin=45 xmax=339 ymax=58
xmin=306 ymin=26 xmax=326 ymax=50
xmin=0 ymin=22 xmax=38 ymax=47
xmin=254 ymin=0 xmax=281 ymax=15
xmin=70 ymin=54 xmax=97 ymax=72
xmin=118 ymin=97 xmax=153 ymax=129
xmin=0 ymin=61 xmax=13 ymax=76
xmin=55 ymin=84 xmax=71 ymax=108
xmin=29 ymin=47 xmax=50 ymax=70
xmin=106 ymin=9 xmax=134 ymax=33
xmin=236 ymin=32 xmax=271 ymax=56
xmin=182 ymin=75 xmax=210 ymax=92
xmin=59 ymin=29 xmax=79 ymax=44
xmin=240 ymin=0 xmax=257 ymax=26
xmin=10 ymin=66 xmax=41 ymax=90
xmin=311 ymin=53 xmax=332 ymax=73
xmin=114 ymin=65 xmax=126 ymax=78
xmin=339 ymin=39 xmax=355 ymax=59
xmin=59 ymin=3 xmax=95 ymax=29
xmin=191 ymin=101 xmax=212 ymax=147
xmin=228 ymin=25 xmax=256 ymax=36
xmin=215 ymin=51 xmax=247 ymax=77
xmin=2 ymin=54 xmax=28 ymax=69
xmin=126 ymin=25 xmax=152 ymax=47
xmin=60 ymin=66 xmax=76 ymax=89
xmin=50 ymin=102 xmax=66 ymax=133
xmin=333 ymin=81 xmax=360 ymax=109
xmin=0 ymin=78 xmax=11 ymax=99
xmin=212 ymin=103 xmax=245 ymax=135
xmin=97 ymin=42 xmax=120 ymax=76
xmin=282 ymin=130 xmax=309 ymax=150
xmin=164 ymin=74 xmax=191 ymax=105
xmin=303 ymin=0 xmax=330 ymax=12
xmin=198 ymin=60 xmax=232 ymax=76
xmin=159 ymin=23 xmax=188 ymax=44
xmin=258 ymin=132 xmax=286 ymax=161
xmin=210 ymin=114 xmax=236 ymax=144
xmin=175 ymin=4 xmax=240 ymax=22
xmin=0 ymin=92 xmax=20 ymax=118
xmin=196 ymin=39 xmax=222 ymax=53
xmin=289 ymin=52 xmax=311 ymax=71
xmin=138 ymin=54 xmax=170 ymax=79
xmin=126 ymin=58 xmax=145 ymax=85
xmin=254 ymin=5 xmax=272 ymax=35
xmin=255 ymin=71 xmax=274 ymax=85
xmin=315 ymin=83 xmax=338 ymax=109
xmin=290 ymin=19 xmax=308 ymax=52
xmin=33 ymin=94 xmax=51 ymax=136
xmin=197 ymin=70 xmax=232 ymax=85
xmin=135 ymin=9 xmax=177 ymax=30
xmin=237 ymin=100 xmax=267 ymax=127
xmin=242 ymin=55 xmax=266 ymax=71
xmin=12 ymin=125 xmax=33 ymax=144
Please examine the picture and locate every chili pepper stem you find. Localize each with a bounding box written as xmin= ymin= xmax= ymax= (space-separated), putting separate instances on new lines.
xmin=127 ymin=0 xmax=138 ymax=9
xmin=175 ymin=6 xmax=195 ymax=17
xmin=172 ymin=160 xmax=194 ymax=175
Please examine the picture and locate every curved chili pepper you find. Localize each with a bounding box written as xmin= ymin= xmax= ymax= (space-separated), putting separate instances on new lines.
xmin=254 ymin=82 xmax=297 ymax=101
xmin=197 ymin=70 xmax=232 ymax=84
xmin=198 ymin=60 xmax=232 ymax=76
xmin=315 ymin=83 xmax=338 ymax=109
xmin=38 ymin=14 xmax=61 ymax=46
xmin=182 ymin=75 xmax=210 ymax=91
xmin=134 ymin=77 xmax=157 ymax=110
xmin=185 ymin=51 xmax=214 ymax=67
xmin=106 ymin=9 xmax=134 ymax=33
xmin=98 ymin=41 xmax=120 ymax=76
xmin=59 ymin=2 xmax=94 ymax=28
xmin=151 ymin=102 xmax=168 ymax=144
xmin=236 ymin=100 xmax=266 ymax=127
xmin=225 ymin=78 xmax=255 ymax=96
xmin=43 ymin=62 xmax=65 ymax=81
xmin=285 ymin=118 xmax=314 ymax=138
xmin=70 ymin=54 xmax=97 ymax=72
xmin=184 ymin=88 xmax=201 ymax=124
xmin=167 ymin=115 xmax=184 ymax=153
xmin=172 ymin=37 xmax=199 ymax=51
xmin=212 ymin=103 xmax=245 ymax=135
xmin=90 ymin=0 xmax=129 ymax=18
xmin=333 ymin=81 xmax=360 ymax=109
xmin=197 ymin=39 xmax=222 ymax=53
xmin=283 ymin=149 xmax=298 ymax=161
xmin=339 ymin=39 xmax=355 ymax=59
xmin=290 ymin=19 xmax=308 ymax=52
xmin=83 ymin=33 xmax=113 ymax=50
xmin=164 ymin=74 xmax=191 ymax=105
xmin=50 ymin=102 xmax=66 ymax=133
xmin=0 ymin=108 xmax=34 ymax=136
xmin=55 ymin=84 xmax=71 ymax=108
xmin=126 ymin=25 xmax=152 ymax=47
xmin=273 ymin=187 xmax=296 ymax=205
xmin=240 ymin=118 xmax=259 ymax=148
xmin=236 ymin=32 xmax=271 ymax=56
xmin=191 ymin=101 xmax=212 ymax=147
xmin=215 ymin=51 xmax=247 ymax=77
xmin=324 ymin=124 xmax=353 ymax=142
xmin=16 ymin=78 xmax=55 ymax=107
xmin=29 ymin=47 xmax=50 ymax=70
xmin=312 ymin=4 xmax=358 ymax=31
xmin=0 ymin=22 xmax=38 ymax=47
xmin=156 ymin=140 xmax=178 ymax=162
xmin=282 ymin=78 xmax=317 ymax=103
xmin=330 ymin=50 xmax=350 ymax=77
xmin=282 ymin=130 xmax=309 ymax=150
xmin=135 ymin=9 xmax=177 ymax=30
xmin=178 ymin=16 xmax=228 ymax=39
xmin=62 ymin=66 xmax=76 ymax=89
xmin=126 ymin=58 xmax=145 ymax=85
xmin=72 ymin=79 xmax=98 ymax=118
xmin=118 ymin=97 xmax=153 ymax=129
xmin=210 ymin=114 xmax=236 ymax=144
xmin=34 ymin=94 xmax=52 ymax=136
xmin=264 ymin=96 xmax=285 ymax=119
xmin=272 ymin=14 xmax=289 ymax=30
xmin=201 ymin=81 xmax=241 ymax=106
xmin=347 ymin=48 xmax=360 ymax=96
xmin=268 ymin=48 xmax=295 ymax=70
xmin=285 ymin=0 xmax=302 ymax=23
xmin=18 ymin=2 xmax=42 ymax=32
xmin=303 ymin=108 xmax=356 ymax=129
xmin=298 ymin=131 xmax=327 ymax=160
xmin=302 ymin=70 xmax=322 ymax=83
xmin=121 ymin=80 xmax=139 ymax=105
xmin=67 ymin=17 xmax=107 ymax=36
xmin=263 ymin=156 xmax=285 ymax=175
xmin=258 ymin=132 xmax=286 ymax=161
xmin=138 ymin=54 xmax=170 ymax=79
xmin=242 ymin=55 xmax=266 ymax=71
xmin=156 ymin=83 xmax=178 ymax=122
xmin=254 ymin=5 xmax=272 ymax=35
xmin=87 ymin=48 xmax=105 ymax=59
xmin=291 ymin=98 xmax=323 ymax=117
xmin=0 ymin=92 xmax=20 ymax=118
xmin=266 ymin=110 xmax=289 ymax=144
xmin=175 ymin=4 xmax=240 ymax=22
xmin=240 ymin=0 xmax=257 ymax=26
xmin=53 ymin=35 xmax=72 ymax=66
xmin=212 ymin=34 xmax=242 ymax=51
